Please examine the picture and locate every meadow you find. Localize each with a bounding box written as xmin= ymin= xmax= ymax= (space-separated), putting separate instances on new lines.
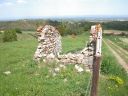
xmin=0 ymin=31 xmax=128 ymax=96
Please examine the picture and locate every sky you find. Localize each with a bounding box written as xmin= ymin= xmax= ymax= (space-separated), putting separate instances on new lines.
xmin=0 ymin=0 xmax=128 ymax=20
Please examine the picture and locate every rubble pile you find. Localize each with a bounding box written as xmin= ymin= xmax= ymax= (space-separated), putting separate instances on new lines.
xmin=58 ymin=47 xmax=93 ymax=65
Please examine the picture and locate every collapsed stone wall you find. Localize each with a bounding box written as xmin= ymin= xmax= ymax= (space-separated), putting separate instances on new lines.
xmin=58 ymin=47 xmax=94 ymax=65
xmin=34 ymin=25 xmax=94 ymax=69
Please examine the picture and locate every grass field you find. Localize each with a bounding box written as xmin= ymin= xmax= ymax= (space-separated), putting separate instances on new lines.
xmin=104 ymin=35 xmax=128 ymax=51
xmin=99 ymin=38 xmax=128 ymax=96
xmin=0 ymin=31 xmax=128 ymax=96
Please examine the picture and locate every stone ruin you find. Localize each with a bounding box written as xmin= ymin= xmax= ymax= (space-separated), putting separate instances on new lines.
xmin=34 ymin=25 xmax=62 ymax=62
xmin=34 ymin=25 xmax=94 ymax=72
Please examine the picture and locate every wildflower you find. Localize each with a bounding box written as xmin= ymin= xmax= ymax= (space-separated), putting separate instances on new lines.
xmin=108 ymin=76 xmax=124 ymax=86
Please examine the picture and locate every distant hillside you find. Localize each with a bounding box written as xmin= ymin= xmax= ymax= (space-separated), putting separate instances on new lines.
xmin=0 ymin=19 xmax=128 ymax=33
xmin=0 ymin=19 xmax=46 ymax=31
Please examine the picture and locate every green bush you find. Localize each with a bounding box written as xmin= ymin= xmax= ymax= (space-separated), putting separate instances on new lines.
xmin=15 ymin=28 xmax=22 ymax=34
xmin=3 ymin=30 xmax=17 ymax=42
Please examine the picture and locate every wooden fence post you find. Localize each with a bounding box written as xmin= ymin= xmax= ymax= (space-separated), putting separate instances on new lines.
xmin=90 ymin=24 xmax=102 ymax=96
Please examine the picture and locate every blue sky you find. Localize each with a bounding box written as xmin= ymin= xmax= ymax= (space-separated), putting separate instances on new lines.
xmin=0 ymin=0 xmax=128 ymax=20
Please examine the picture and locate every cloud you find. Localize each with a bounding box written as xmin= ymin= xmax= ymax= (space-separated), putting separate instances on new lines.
xmin=16 ymin=0 xmax=27 ymax=4
xmin=0 ymin=0 xmax=27 ymax=6
xmin=1 ymin=2 xmax=14 ymax=6
xmin=5 ymin=2 xmax=13 ymax=5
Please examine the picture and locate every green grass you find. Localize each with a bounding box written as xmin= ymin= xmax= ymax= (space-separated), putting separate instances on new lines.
xmin=62 ymin=33 xmax=89 ymax=53
xmin=101 ymin=41 xmax=126 ymax=76
xmin=105 ymin=39 xmax=128 ymax=63
xmin=99 ymin=41 xmax=128 ymax=96
xmin=0 ymin=32 xmax=128 ymax=96
xmin=0 ymin=32 xmax=91 ymax=96
xmin=104 ymin=35 xmax=128 ymax=51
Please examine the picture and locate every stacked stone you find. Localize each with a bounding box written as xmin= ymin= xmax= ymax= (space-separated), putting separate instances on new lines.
xmin=58 ymin=46 xmax=94 ymax=65
xmin=34 ymin=25 xmax=62 ymax=62
xmin=33 ymin=25 xmax=94 ymax=70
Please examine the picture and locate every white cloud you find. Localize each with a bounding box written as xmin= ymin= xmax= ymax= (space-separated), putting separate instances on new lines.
xmin=16 ymin=0 xmax=27 ymax=4
xmin=3 ymin=2 xmax=14 ymax=6
xmin=5 ymin=2 xmax=13 ymax=5
xmin=0 ymin=0 xmax=27 ymax=7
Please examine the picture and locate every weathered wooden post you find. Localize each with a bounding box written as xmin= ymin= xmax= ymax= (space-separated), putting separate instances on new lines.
xmin=90 ymin=24 xmax=102 ymax=96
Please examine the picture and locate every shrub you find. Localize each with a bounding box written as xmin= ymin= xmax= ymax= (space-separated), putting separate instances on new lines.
xmin=3 ymin=30 xmax=17 ymax=42
xmin=15 ymin=28 xmax=22 ymax=34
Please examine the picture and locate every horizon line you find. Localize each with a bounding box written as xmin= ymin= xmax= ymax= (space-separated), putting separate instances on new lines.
xmin=0 ymin=15 xmax=128 ymax=21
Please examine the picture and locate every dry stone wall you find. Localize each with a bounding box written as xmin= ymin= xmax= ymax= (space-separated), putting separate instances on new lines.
xmin=34 ymin=25 xmax=94 ymax=69
xmin=34 ymin=25 xmax=62 ymax=62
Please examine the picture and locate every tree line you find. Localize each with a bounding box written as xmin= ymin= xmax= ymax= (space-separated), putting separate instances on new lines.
xmin=0 ymin=19 xmax=128 ymax=36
